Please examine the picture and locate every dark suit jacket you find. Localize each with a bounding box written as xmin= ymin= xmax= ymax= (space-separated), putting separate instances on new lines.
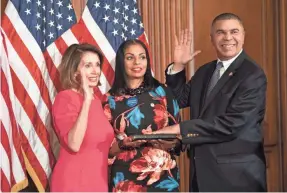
xmin=165 ymin=51 xmax=267 ymax=192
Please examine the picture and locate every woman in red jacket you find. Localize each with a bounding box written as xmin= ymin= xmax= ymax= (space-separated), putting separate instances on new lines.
xmin=50 ymin=43 xmax=114 ymax=192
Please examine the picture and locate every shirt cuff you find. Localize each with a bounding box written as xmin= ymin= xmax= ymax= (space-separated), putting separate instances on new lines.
xmin=167 ymin=64 xmax=183 ymax=75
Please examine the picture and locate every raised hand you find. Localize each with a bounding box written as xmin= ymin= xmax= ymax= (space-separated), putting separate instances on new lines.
xmin=80 ymin=68 xmax=94 ymax=101
xmin=173 ymin=29 xmax=201 ymax=71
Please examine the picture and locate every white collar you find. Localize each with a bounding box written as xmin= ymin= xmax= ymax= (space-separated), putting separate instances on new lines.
xmin=217 ymin=49 xmax=243 ymax=70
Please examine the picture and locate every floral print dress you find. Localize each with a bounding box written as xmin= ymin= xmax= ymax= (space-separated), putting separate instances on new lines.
xmin=103 ymin=85 xmax=181 ymax=192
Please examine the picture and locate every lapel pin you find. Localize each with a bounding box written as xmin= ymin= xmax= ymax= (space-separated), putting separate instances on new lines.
xmin=229 ymin=72 xmax=233 ymax=76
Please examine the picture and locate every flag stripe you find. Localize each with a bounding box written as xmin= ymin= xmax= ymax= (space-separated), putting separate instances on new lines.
xmin=1 ymin=71 xmax=14 ymax=188
xmin=46 ymin=43 xmax=63 ymax=69
xmin=2 ymin=84 xmax=43 ymax=187
xmin=61 ymin=29 xmax=80 ymax=48
xmin=43 ymin=51 xmax=62 ymax=92
xmin=1 ymin=65 xmax=51 ymax=186
xmin=1 ymin=167 xmax=11 ymax=192
xmin=138 ymin=33 xmax=149 ymax=50
xmin=1 ymin=36 xmax=25 ymax=187
xmin=53 ymin=36 xmax=68 ymax=56
xmin=1 ymin=78 xmax=26 ymax=173
xmin=2 ymin=17 xmax=54 ymax=110
xmin=1 ymin=39 xmax=54 ymax=172
xmin=1 ymin=69 xmax=48 ymax=189
xmin=20 ymin=128 xmax=48 ymax=191
xmin=4 ymin=36 xmax=52 ymax=121
xmin=10 ymin=145 xmax=26 ymax=183
xmin=13 ymin=94 xmax=52 ymax=176
xmin=1 ymin=125 xmax=13 ymax=186
xmin=82 ymin=8 xmax=116 ymax=68
xmin=3 ymin=34 xmax=57 ymax=163
xmin=4 ymin=2 xmax=56 ymax=101
xmin=10 ymin=68 xmax=54 ymax=169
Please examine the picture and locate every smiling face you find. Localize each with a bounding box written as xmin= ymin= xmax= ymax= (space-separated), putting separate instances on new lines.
xmin=123 ymin=43 xmax=147 ymax=81
xmin=210 ymin=19 xmax=245 ymax=60
xmin=76 ymin=51 xmax=101 ymax=87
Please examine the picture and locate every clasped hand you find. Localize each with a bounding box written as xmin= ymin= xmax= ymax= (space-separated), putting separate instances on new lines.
xmin=119 ymin=137 xmax=146 ymax=150
xmin=119 ymin=136 xmax=180 ymax=152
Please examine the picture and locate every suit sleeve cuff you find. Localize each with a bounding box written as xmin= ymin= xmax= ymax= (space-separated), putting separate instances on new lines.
xmin=180 ymin=122 xmax=188 ymax=136
xmin=180 ymin=121 xmax=195 ymax=144
xmin=167 ymin=64 xmax=183 ymax=75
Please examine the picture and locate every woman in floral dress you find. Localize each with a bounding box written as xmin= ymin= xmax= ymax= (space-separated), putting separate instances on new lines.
xmin=104 ymin=39 xmax=181 ymax=192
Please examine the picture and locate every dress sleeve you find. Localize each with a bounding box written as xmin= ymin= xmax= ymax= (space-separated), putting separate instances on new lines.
xmin=52 ymin=92 xmax=80 ymax=149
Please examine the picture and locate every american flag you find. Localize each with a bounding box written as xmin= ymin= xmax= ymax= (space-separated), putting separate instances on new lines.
xmin=0 ymin=0 xmax=149 ymax=191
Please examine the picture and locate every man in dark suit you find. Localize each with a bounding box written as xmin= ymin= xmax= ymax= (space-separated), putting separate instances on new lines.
xmin=153 ymin=13 xmax=267 ymax=191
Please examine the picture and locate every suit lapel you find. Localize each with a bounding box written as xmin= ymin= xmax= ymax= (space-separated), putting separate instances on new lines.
xmin=200 ymin=51 xmax=246 ymax=117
